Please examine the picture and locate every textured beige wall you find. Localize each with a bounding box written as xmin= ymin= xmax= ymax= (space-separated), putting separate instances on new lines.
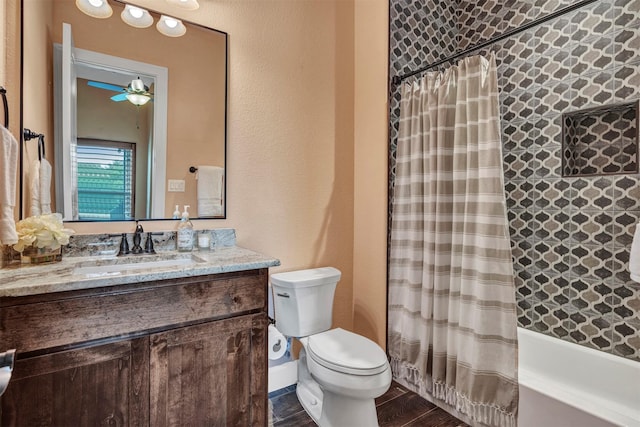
xmin=22 ymin=0 xmax=55 ymax=215
xmin=13 ymin=0 xmax=389 ymax=346
xmin=353 ymin=0 xmax=389 ymax=349
xmin=5 ymin=0 xmax=29 ymax=218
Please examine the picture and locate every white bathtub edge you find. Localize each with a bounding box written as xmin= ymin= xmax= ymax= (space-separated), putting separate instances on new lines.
xmin=519 ymin=368 xmax=639 ymax=427
xmin=518 ymin=328 xmax=640 ymax=427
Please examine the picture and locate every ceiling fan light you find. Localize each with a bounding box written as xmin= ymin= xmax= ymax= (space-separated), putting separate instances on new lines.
xmin=76 ymin=0 xmax=113 ymax=19
xmin=129 ymin=79 xmax=148 ymax=92
xmin=121 ymin=5 xmax=153 ymax=28
xmin=166 ymin=0 xmax=200 ymax=11
xmin=156 ymin=15 xmax=187 ymax=37
xmin=126 ymin=93 xmax=151 ymax=106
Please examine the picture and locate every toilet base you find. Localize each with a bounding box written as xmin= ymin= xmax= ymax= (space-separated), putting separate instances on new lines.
xmin=296 ymin=349 xmax=323 ymax=423
xmin=296 ymin=380 xmax=323 ymax=423
xmin=296 ymin=347 xmax=383 ymax=427
xmin=319 ymin=392 xmax=379 ymax=427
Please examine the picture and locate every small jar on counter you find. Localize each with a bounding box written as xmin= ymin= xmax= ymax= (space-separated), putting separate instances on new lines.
xmin=197 ymin=231 xmax=211 ymax=251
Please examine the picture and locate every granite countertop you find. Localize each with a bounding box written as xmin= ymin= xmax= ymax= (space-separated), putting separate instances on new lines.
xmin=0 ymin=246 xmax=280 ymax=298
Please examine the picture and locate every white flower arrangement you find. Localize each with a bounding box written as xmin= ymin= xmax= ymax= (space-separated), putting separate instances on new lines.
xmin=12 ymin=213 xmax=75 ymax=253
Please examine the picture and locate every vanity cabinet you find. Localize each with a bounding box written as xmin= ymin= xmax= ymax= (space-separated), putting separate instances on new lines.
xmin=0 ymin=269 xmax=269 ymax=426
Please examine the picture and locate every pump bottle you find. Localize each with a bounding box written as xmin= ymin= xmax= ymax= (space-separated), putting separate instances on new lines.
xmin=177 ymin=205 xmax=194 ymax=251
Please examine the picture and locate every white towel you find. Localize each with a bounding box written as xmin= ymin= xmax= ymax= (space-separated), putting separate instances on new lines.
xmin=29 ymin=159 xmax=41 ymax=216
xmin=39 ymin=158 xmax=52 ymax=214
xmin=28 ymin=158 xmax=52 ymax=216
xmin=0 ymin=126 xmax=18 ymax=245
xmin=196 ymin=166 xmax=224 ymax=217
xmin=629 ymin=224 xmax=640 ymax=283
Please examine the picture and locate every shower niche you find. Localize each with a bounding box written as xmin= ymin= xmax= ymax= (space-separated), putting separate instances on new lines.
xmin=562 ymin=101 xmax=639 ymax=177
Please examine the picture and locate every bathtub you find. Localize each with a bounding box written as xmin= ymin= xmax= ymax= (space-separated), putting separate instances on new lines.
xmin=518 ymin=327 xmax=640 ymax=427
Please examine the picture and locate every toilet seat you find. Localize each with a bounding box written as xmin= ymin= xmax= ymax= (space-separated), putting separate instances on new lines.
xmin=306 ymin=328 xmax=388 ymax=376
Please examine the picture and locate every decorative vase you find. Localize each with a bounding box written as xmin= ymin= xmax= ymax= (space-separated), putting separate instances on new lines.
xmin=20 ymin=246 xmax=62 ymax=265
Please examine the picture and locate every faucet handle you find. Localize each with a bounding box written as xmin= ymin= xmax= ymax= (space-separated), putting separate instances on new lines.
xmin=144 ymin=232 xmax=156 ymax=254
xmin=119 ymin=233 xmax=130 ymax=256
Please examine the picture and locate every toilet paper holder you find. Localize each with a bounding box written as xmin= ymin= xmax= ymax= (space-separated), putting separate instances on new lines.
xmin=0 ymin=349 xmax=16 ymax=397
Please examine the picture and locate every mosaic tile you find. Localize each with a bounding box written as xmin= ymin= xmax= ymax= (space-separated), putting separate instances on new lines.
xmin=534 ymin=0 xmax=575 ymax=18
xmin=613 ymin=0 xmax=640 ymax=30
xmin=611 ymin=316 xmax=640 ymax=361
xmin=611 ymin=210 xmax=640 ymax=248
xmin=612 ymin=176 xmax=640 ymax=211
xmin=535 ymin=80 xmax=572 ymax=117
xmin=563 ymin=104 xmax=638 ymax=177
xmin=613 ymin=26 xmax=640 ymax=65
xmin=533 ymin=16 xmax=574 ymax=55
xmin=570 ymin=35 xmax=615 ymax=78
xmin=571 ymin=69 xmax=615 ymax=110
xmin=569 ymin=176 xmax=613 ymax=211
xmin=502 ymin=119 xmax=539 ymax=150
xmin=570 ymin=1 xmax=616 ymax=42
xmin=613 ymin=61 xmax=640 ymax=102
xmin=534 ymin=116 xmax=563 ymax=148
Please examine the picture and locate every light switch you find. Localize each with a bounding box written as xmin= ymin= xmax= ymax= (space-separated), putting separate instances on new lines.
xmin=168 ymin=179 xmax=185 ymax=192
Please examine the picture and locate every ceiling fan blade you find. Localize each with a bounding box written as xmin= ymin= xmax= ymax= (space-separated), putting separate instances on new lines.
xmin=88 ymin=81 xmax=125 ymax=92
xmin=111 ymin=93 xmax=129 ymax=102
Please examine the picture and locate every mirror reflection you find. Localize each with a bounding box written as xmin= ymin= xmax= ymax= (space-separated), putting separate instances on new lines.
xmin=22 ymin=0 xmax=227 ymax=221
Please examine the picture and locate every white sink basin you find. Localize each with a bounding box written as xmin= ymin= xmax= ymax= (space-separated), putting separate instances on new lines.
xmin=73 ymin=253 xmax=205 ymax=277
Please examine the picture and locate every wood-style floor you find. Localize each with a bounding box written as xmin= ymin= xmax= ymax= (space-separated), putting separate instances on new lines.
xmin=270 ymin=381 xmax=469 ymax=427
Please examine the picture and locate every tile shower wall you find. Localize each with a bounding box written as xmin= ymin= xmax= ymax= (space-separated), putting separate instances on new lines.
xmin=388 ymin=0 xmax=459 ymax=215
xmin=389 ymin=0 xmax=640 ymax=361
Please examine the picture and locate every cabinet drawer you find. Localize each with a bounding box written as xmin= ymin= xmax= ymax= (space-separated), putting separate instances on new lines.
xmin=0 ymin=270 xmax=267 ymax=354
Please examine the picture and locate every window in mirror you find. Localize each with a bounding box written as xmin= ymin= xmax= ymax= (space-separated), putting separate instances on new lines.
xmin=562 ymin=101 xmax=639 ymax=177
xmin=77 ymin=139 xmax=135 ymax=221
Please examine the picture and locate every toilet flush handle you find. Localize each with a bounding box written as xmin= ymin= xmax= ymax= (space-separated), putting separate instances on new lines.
xmin=276 ymin=292 xmax=290 ymax=298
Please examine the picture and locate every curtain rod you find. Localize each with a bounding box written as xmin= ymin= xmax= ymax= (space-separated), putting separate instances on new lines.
xmin=391 ymin=0 xmax=600 ymax=86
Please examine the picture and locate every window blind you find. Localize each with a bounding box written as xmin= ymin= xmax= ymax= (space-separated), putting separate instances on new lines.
xmin=76 ymin=140 xmax=136 ymax=221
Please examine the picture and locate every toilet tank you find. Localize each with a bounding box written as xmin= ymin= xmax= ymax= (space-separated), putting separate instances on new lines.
xmin=270 ymin=267 xmax=341 ymax=338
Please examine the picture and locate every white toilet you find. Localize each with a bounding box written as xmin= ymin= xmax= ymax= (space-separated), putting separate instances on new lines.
xmin=271 ymin=267 xmax=391 ymax=427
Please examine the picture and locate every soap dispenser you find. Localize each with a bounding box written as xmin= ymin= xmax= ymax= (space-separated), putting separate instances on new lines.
xmin=172 ymin=205 xmax=180 ymax=220
xmin=177 ymin=205 xmax=194 ymax=252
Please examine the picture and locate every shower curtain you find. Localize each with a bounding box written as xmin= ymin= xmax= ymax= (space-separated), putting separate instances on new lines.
xmin=388 ymin=53 xmax=518 ymax=427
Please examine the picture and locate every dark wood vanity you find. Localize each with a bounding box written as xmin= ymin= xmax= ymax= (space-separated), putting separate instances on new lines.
xmin=0 ymin=268 xmax=269 ymax=426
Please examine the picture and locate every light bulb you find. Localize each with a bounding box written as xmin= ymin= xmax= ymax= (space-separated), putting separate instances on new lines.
xmin=129 ymin=6 xmax=144 ymax=18
xmin=121 ymin=4 xmax=153 ymax=28
xmin=156 ymin=15 xmax=186 ymax=37
xmin=76 ymin=0 xmax=113 ymax=19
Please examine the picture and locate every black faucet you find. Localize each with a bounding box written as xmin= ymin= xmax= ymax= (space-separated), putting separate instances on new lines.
xmin=131 ymin=221 xmax=144 ymax=254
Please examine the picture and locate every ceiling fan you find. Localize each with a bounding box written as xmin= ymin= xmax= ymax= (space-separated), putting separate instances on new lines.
xmin=87 ymin=78 xmax=153 ymax=106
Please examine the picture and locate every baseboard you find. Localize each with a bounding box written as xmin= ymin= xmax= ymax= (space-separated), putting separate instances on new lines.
xmin=268 ymin=360 xmax=298 ymax=393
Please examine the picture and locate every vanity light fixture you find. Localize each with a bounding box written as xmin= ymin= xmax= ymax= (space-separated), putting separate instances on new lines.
xmin=76 ymin=0 xmax=113 ymax=19
xmin=166 ymin=0 xmax=200 ymax=11
xmin=156 ymin=15 xmax=187 ymax=37
xmin=121 ymin=4 xmax=153 ymax=28
xmin=126 ymin=79 xmax=152 ymax=106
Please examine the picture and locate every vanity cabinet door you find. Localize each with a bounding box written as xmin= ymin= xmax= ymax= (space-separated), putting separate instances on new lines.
xmin=0 ymin=337 xmax=149 ymax=427
xmin=150 ymin=313 xmax=268 ymax=427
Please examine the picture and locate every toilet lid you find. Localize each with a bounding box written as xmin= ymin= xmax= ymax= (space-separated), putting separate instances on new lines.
xmin=307 ymin=328 xmax=388 ymax=376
